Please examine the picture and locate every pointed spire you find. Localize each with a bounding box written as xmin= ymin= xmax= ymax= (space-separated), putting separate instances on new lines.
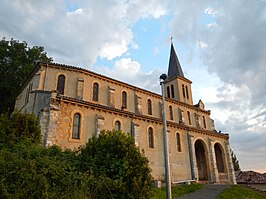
xmin=167 ymin=42 xmax=184 ymax=79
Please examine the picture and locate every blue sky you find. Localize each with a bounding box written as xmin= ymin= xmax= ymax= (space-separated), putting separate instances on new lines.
xmin=1 ymin=0 xmax=266 ymax=173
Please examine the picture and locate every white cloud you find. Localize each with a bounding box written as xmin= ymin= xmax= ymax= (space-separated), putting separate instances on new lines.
xmin=204 ymin=7 xmax=217 ymax=16
xmin=206 ymin=22 xmax=217 ymax=28
xmin=197 ymin=41 xmax=208 ymax=49
xmin=95 ymin=57 xmax=163 ymax=93
xmin=0 ymin=0 xmax=168 ymax=67
xmin=113 ymin=58 xmax=141 ymax=76
xmin=100 ymin=40 xmax=129 ymax=60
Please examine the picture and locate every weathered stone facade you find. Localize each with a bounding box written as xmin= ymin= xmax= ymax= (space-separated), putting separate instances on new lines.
xmin=15 ymin=44 xmax=236 ymax=184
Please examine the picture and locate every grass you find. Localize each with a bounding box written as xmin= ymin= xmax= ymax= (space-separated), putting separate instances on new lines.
xmin=151 ymin=183 xmax=203 ymax=199
xmin=217 ymin=185 xmax=266 ymax=199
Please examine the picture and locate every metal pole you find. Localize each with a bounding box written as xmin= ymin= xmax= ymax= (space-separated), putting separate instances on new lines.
xmin=160 ymin=77 xmax=172 ymax=199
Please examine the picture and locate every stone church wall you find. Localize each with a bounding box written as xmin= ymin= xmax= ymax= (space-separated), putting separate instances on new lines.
xmin=15 ymin=63 xmax=236 ymax=184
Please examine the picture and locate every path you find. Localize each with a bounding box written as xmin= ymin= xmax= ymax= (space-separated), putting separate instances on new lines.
xmin=177 ymin=185 xmax=229 ymax=199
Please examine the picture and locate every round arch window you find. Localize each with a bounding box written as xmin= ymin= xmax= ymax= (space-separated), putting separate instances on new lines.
xmin=115 ymin=120 xmax=121 ymax=131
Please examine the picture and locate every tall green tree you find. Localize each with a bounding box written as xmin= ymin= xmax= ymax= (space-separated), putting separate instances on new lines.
xmin=0 ymin=38 xmax=52 ymax=114
xmin=231 ymin=150 xmax=241 ymax=171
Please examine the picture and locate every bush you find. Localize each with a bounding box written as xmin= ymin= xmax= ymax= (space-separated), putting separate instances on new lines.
xmin=0 ymin=144 xmax=84 ymax=199
xmin=78 ymin=130 xmax=154 ymax=199
xmin=0 ymin=117 xmax=154 ymax=198
xmin=0 ymin=112 xmax=41 ymax=148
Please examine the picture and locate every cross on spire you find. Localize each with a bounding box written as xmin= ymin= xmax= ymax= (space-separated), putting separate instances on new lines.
xmin=170 ymin=35 xmax=173 ymax=43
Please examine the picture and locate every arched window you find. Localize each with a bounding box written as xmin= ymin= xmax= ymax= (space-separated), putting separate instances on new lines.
xmin=176 ymin=133 xmax=181 ymax=152
xmin=203 ymin=116 xmax=206 ymax=129
xmin=167 ymin=86 xmax=170 ymax=98
xmin=72 ymin=113 xmax=81 ymax=139
xmin=148 ymin=127 xmax=154 ymax=148
xmin=185 ymin=85 xmax=189 ymax=99
xmin=122 ymin=91 xmax=127 ymax=109
xmin=93 ymin=82 xmax=99 ymax=101
xmin=57 ymin=74 xmax=65 ymax=95
xmin=147 ymin=99 xmax=152 ymax=115
xmin=187 ymin=111 xmax=191 ymax=125
xmin=171 ymin=84 xmax=175 ymax=98
xmin=115 ymin=120 xmax=121 ymax=131
xmin=169 ymin=105 xmax=173 ymax=120
xmin=182 ymin=84 xmax=185 ymax=98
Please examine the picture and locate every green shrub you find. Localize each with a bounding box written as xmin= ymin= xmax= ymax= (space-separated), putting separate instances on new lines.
xmin=0 ymin=144 xmax=82 ymax=199
xmin=78 ymin=130 xmax=154 ymax=199
xmin=0 ymin=112 xmax=41 ymax=148
xmin=0 ymin=119 xmax=154 ymax=198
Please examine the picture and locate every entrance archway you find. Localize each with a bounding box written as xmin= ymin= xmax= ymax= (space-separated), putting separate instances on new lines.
xmin=214 ymin=143 xmax=225 ymax=173
xmin=195 ymin=140 xmax=209 ymax=181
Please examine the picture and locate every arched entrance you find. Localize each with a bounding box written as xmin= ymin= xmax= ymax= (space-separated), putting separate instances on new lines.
xmin=195 ymin=140 xmax=209 ymax=181
xmin=214 ymin=143 xmax=228 ymax=183
xmin=214 ymin=143 xmax=225 ymax=173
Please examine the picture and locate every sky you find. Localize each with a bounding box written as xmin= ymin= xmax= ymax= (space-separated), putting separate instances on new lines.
xmin=0 ymin=0 xmax=266 ymax=173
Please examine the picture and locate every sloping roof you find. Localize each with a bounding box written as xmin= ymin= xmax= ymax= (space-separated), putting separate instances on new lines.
xmin=167 ymin=43 xmax=184 ymax=79
xmin=236 ymin=171 xmax=266 ymax=184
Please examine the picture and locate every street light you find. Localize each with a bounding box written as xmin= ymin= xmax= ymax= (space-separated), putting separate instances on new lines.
xmin=160 ymin=74 xmax=172 ymax=199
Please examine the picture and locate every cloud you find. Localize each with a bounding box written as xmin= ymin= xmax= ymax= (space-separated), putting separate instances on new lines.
xmin=204 ymin=7 xmax=217 ymax=16
xmin=170 ymin=0 xmax=211 ymax=45
xmin=100 ymin=40 xmax=129 ymax=60
xmin=113 ymin=58 xmax=141 ymax=77
xmin=94 ymin=57 xmax=163 ymax=92
xmin=215 ymin=114 xmax=266 ymax=172
xmin=197 ymin=41 xmax=207 ymax=49
xmin=167 ymin=0 xmax=266 ymax=172
xmin=200 ymin=2 xmax=266 ymax=172
xmin=202 ymin=1 xmax=266 ymax=109
xmin=0 ymin=0 xmax=168 ymax=68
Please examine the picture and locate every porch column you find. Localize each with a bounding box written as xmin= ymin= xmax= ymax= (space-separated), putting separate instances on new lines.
xmin=187 ymin=133 xmax=198 ymax=181
xmin=208 ymin=138 xmax=219 ymax=183
xmin=224 ymin=140 xmax=237 ymax=184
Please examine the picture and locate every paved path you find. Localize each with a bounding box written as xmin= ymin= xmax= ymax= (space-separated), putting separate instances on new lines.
xmin=177 ymin=185 xmax=230 ymax=199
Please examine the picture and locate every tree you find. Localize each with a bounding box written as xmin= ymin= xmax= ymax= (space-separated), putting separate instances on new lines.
xmin=231 ymin=150 xmax=241 ymax=171
xmin=0 ymin=38 xmax=52 ymax=114
xmin=78 ymin=130 xmax=154 ymax=199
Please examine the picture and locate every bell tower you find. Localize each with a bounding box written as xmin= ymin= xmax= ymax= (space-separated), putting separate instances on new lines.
xmin=164 ymin=43 xmax=193 ymax=105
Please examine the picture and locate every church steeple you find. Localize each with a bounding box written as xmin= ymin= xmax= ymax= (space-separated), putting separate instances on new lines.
xmin=164 ymin=42 xmax=193 ymax=105
xmin=167 ymin=43 xmax=184 ymax=79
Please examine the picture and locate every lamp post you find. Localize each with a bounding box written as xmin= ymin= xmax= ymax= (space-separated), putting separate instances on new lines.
xmin=160 ymin=74 xmax=172 ymax=199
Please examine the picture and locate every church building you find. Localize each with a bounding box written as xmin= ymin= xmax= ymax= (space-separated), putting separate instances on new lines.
xmin=15 ymin=43 xmax=236 ymax=184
